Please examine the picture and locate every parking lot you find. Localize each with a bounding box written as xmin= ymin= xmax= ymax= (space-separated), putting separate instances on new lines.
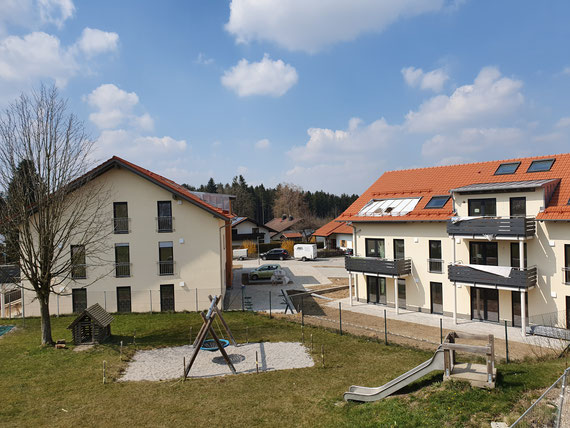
xmin=224 ymin=256 xmax=348 ymax=312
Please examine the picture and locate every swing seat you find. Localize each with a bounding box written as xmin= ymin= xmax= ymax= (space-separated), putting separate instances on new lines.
xmin=201 ymin=339 xmax=230 ymax=351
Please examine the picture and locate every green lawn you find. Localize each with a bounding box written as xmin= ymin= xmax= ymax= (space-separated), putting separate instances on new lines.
xmin=0 ymin=312 xmax=565 ymax=427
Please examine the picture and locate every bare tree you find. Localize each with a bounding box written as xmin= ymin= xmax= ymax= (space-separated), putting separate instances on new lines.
xmin=0 ymin=85 xmax=112 ymax=346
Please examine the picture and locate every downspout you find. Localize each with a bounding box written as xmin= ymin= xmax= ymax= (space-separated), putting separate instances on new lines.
xmin=348 ymin=222 xmax=359 ymax=303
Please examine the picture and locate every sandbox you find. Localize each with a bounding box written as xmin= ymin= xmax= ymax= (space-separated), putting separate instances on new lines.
xmin=120 ymin=342 xmax=314 ymax=381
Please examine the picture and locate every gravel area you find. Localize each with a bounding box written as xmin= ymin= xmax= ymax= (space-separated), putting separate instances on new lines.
xmin=120 ymin=342 xmax=314 ymax=381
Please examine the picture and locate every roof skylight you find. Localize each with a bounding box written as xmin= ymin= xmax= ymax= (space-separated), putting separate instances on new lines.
xmin=358 ymin=198 xmax=421 ymax=217
xmin=425 ymin=196 xmax=450 ymax=209
xmin=494 ymin=162 xmax=520 ymax=175
xmin=527 ymin=159 xmax=555 ymax=173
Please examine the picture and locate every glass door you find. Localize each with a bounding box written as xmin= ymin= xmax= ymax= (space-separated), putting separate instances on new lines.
xmin=394 ymin=239 xmax=405 ymax=259
xmin=471 ymin=287 xmax=499 ymax=322
xmin=117 ymin=286 xmax=132 ymax=313
xmin=366 ymin=276 xmax=386 ymax=304
xmin=469 ymin=242 xmax=498 ymax=266
xmin=160 ymin=284 xmax=175 ymax=312
xmin=512 ymin=291 xmax=528 ymax=327
xmin=430 ymin=282 xmax=443 ymax=314
xmin=397 ymin=279 xmax=406 ymax=309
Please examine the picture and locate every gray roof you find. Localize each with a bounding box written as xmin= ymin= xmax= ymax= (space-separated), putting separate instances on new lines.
xmin=451 ymin=179 xmax=559 ymax=193
xmin=68 ymin=303 xmax=114 ymax=329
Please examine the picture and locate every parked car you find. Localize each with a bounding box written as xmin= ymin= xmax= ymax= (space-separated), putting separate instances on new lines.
xmin=248 ymin=264 xmax=281 ymax=281
xmin=294 ymin=244 xmax=317 ymax=261
xmin=344 ymin=248 xmax=354 ymax=256
xmin=260 ymin=248 xmax=290 ymax=260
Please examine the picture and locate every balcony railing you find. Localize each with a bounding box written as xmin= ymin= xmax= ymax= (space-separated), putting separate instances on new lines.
xmin=157 ymin=216 xmax=174 ymax=233
xmin=71 ymin=264 xmax=87 ymax=279
xmin=115 ymin=262 xmax=131 ymax=278
xmin=448 ymin=263 xmax=537 ymax=289
xmin=345 ymin=256 xmax=411 ymax=277
xmin=563 ymin=267 xmax=570 ymax=284
xmin=113 ymin=217 xmax=130 ymax=234
xmin=427 ymin=258 xmax=444 ymax=273
xmin=446 ymin=216 xmax=536 ymax=238
xmin=232 ymin=232 xmax=266 ymax=241
xmin=158 ymin=261 xmax=175 ymax=276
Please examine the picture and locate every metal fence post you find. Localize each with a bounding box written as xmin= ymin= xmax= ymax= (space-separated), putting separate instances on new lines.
xmin=440 ymin=318 xmax=443 ymax=344
xmin=384 ymin=309 xmax=387 ymax=345
xmin=269 ymin=291 xmax=272 ymax=319
xmin=339 ymin=302 xmax=342 ymax=336
xmin=556 ymin=369 xmax=568 ymax=428
xmin=505 ymin=320 xmax=509 ymax=364
xmin=301 ymin=296 xmax=305 ymax=326
xmin=195 ymin=288 xmax=199 ymax=312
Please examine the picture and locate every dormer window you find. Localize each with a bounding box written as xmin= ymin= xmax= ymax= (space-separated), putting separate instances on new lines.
xmin=527 ymin=159 xmax=555 ymax=173
xmin=425 ymin=196 xmax=450 ymax=209
xmin=494 ymin=162 xmax=520 ymax=175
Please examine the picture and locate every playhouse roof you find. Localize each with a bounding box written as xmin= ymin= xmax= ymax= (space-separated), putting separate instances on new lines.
xmin=68 ymin=303 xmax=114 ymax=329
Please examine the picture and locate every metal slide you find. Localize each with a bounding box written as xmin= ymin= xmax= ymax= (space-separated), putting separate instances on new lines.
xmin=343 ymin=347 xmax=445 ymax=402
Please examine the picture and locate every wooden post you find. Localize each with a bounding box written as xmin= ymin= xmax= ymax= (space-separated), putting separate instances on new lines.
xmin=311 ymin=333 xmax=313 ymax=351
xmin=256 ymin=351 xmax=259 ymax=374
xmin=207 ymin=295 xmax=237 ymax=346
xmin=103 ymin=361 xmax=106 ymax=384
xmin=339 ymin=302 xmax=342 ymax=336
xmin=302 ymin=325 xmax=304 ymax=343
xmin=120 ymin=340 xmax=123 ymax=361
xmin=321 ymin=344 xmax=324 ymax=368
xmin=183 ymin=357 xmax=186 ymax=380
xmin=201 ymin=312 xmax=236 ymax=374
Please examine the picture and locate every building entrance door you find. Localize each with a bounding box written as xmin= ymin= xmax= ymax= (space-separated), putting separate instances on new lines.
xmin=471 ymin=287 xmax=499 ymax=322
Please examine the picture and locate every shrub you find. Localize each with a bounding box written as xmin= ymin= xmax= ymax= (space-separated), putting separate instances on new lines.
xmin=317 ymin=248 xmax=345 ymax=258
xmin=241 ymin=240 xmax=257 ymax=256
xmin=281 ymin=239 xmax=295 ymax=254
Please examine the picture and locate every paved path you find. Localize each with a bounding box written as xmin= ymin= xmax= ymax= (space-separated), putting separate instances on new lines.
xmin=328 ymin=298 xmax=560 ymax=347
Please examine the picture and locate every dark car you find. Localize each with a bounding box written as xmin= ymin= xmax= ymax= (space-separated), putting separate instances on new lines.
xmin=260 ymin=248 xmax=290 ymax=261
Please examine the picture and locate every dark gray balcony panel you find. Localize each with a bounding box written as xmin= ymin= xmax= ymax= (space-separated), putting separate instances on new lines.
xmin=448 ymin=264 xmax=537 ymax=290
xmin=345 ymin=256 xmax=411 ymax=277
xmin=446 ymin=217 xmax=535 ymax=237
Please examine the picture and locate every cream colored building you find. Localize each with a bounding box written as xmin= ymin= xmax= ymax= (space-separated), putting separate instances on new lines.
xmin=14 ymin=156 xmax=233 ymax=317
xmin=340 ymin=155 xmax=570 ymax=334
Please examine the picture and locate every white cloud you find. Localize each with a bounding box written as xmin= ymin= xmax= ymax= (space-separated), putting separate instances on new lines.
xmin=86 ymin=84 xmax=153 ymax=131
xmin=221 ymin=54 xmax=298 ymax=97
xmin=555 ymin=117 xmax=570 ymax=128
xmin=76 ymin=28 xmax=118 ymax=57
xmin=402 ymin=66 xmax=449 ymax=92
xmin=135 ymin=135 xmax=186 ymax=151
xmin=405 ymin=67 xmax=524 ymax=133
xmin=255 ymin=138 xmax=270 ymax=149
xmin=195 ymin=52 xmax=214 ymax=65
xmin=38 ymin=0 xmax=75 ymax=28
xmin=237 ymin=166 xmax=248 ymax=175
xmin=225 ymin=0 xmax=447 ymax=53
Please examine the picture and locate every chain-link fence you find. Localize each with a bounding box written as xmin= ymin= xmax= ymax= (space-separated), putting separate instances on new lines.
xmin=509 ymin=367 xmax=570 ymax=427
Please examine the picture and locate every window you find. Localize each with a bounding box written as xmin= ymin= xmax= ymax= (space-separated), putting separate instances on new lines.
xmin=71 ymin=245 xmax=86 ymax=279
xmin=365 ymin=238 xmax=385 ymax=258
xmin=430 ymin=282 xmax=443 ymax=314
xmin=469 ymin=242 xmax=498 ymax=266
xmin=394 ymin=239 xmax=405 ymax=260
xmin=252 ymin=227 xmax=259 ymax=234
xmin=160 ymin=284 xmax=175 ymax=312
xmin=366 ymin=276 xmax=386 ymax=304
xmin=425 ymin=196 xmax=450 ymax=209
xmin=494 ymin=162 xmax=520 ymax=175
xmin=510 ymin=197 xmax=526 ymax=217
xmin=340 ymin=240 xmax=347 ymax=248
xmin=527 ymin=158 xmax=555 ymax=173
xmin=116 ymin=286 xmax=131 ymax=313
xmin=468 ymin=198 xmax=496 ymax=216
xmin=158 ymin=241 xmax=174 ymax=275
xmin=397 ymin=279 xmax=406 ymax=309
xmin=428 ymin=240 xmax=443 ymax=273
xmin=115 ymin=243 xmax=130 ymax=277
xmin=113 ymin=202 xmax=129 ymax=233
xmin=510 ymin=243 xmax=527 ymax=268
xmin=72 ymin=288 xmax=87 ymax=313
xmin=157 ymin=201 xmax=173 ymax=232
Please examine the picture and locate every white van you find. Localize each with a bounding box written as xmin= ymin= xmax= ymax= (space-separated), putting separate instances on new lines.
xmin=294 ymin=244 xmax=317 ymax=261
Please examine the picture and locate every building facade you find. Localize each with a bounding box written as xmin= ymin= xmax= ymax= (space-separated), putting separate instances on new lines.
xmin=340 ymin=155 xmax=570 ymax=333
xmin=15 ymin=157 xmax=232 ymax=317
xmin=314 ymin=219 xmax=354 ymax=250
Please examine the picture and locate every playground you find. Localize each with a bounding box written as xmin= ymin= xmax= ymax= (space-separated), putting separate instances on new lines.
xmin=1 ymin=310 xmax=569 ymax=427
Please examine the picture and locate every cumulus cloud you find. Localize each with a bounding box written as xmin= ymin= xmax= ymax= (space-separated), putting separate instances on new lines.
xmin=285 ymin=66 xmax=537 ymax=192
xmin=76 ymin=27 xmax=119 ymax=57
xmin=221 ymin=54 xmax=298 ymax=97
xmin=555 ymin=117 xmax=570 ymax=128
xmin=0 ymin=0 xmax=75 ymax=35
xmin=255 ymin=138 xmax=270 ymax=149
xmin=225 ymin=0 xmax=447 ymax=53
xmin=195 ymin=52 xmax=214 ymax=65
xmin=86 ymin=84 xmax=153 ymax=131
xmin=405 ymin=67 xmax=524 ymax=133
xmin=95 ymin=130 xmax=186 ymax=161
xmin=402 ymin=66 xmax=449 ymax=92
xmin=38 ymin=0 xmax=75 ymax=28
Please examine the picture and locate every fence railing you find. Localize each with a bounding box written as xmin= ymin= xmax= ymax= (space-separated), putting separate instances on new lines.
xmin=115 ymin=263 xmax=131 ymax=278
xmin=158 ymin=261 xmax=175 ymax=276
xmin=563 ymin=267 xmax=570 ymax=284
xmin=71 ymin=264 xmax=87 ymax=279
xmin=157 ymin=216 xmax=174 ymax=232
xmin=113 ymin=217 xmax=130 ymax=234
xmin=427 ymin=258 xmax=444 ymax=273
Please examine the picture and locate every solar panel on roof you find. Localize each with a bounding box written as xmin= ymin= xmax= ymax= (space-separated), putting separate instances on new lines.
xmin=357 ymin=198 xmax=421 ymax=217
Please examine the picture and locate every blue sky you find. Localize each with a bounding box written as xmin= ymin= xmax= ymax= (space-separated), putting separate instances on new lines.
xmin=1 ymin=1 xmax=570 ymax=194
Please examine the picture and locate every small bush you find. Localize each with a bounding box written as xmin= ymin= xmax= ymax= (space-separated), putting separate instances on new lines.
xmin=281 ymin=239 xmax=295 ymax=254
xmin=241 ymin=240 xmax=257 ymax=256
xmin=317 ymin=248 xmax=345 ymax=258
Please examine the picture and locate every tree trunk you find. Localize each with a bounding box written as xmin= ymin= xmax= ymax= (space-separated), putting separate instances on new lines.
xmin=39 ymin=294 xmax=54 ymax=346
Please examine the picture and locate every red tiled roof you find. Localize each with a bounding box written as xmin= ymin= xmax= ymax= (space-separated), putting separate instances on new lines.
xmin=338 ymin=153 xmax=570 ymax=222
xmin=314 ymin=218 xmax=353 ymax=237
xmin=265 ymin=216 xmax=302 ymax=232
xmin=282 ymin=232 xmax=302 ymax=239
xmin=88 ymin=156 xmax=231 ymax=220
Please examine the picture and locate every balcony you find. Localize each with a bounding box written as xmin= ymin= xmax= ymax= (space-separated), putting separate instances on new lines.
xmin=345 ymin=256 xmax=411 ymax=277
xmin=448 ymin=264 xmax=537 ymax=290
xmin=113 ymin=217 xmax=130 ymax=234
xmin=115 ymin=262 xmax=131 ymax=278
xmin=71 ymin=264 xmax=87 ymax=280
xmin=427 ymin=258 xmax=444 ymax=273
xmin=446 ymin=217 xmax=535 ymax=238
xmin=157 ymin=216 xmax=174 ymax=233
xmin=158 ymin=261 xmax=175 ymax=276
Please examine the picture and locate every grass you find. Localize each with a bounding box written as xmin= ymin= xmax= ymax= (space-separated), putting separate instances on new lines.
xmin=0 ymin=312 xmax=566 ymax=427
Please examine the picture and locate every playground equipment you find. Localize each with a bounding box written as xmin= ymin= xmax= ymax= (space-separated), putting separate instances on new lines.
xmin=344 ymin=331 xmax=496 ymax=402
xmin=184 ymin=295 xmax=237 ymax=379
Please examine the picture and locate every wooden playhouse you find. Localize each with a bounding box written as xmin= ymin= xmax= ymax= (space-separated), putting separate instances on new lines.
xmin=68 ymin=303 xmax=113 ymax=344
